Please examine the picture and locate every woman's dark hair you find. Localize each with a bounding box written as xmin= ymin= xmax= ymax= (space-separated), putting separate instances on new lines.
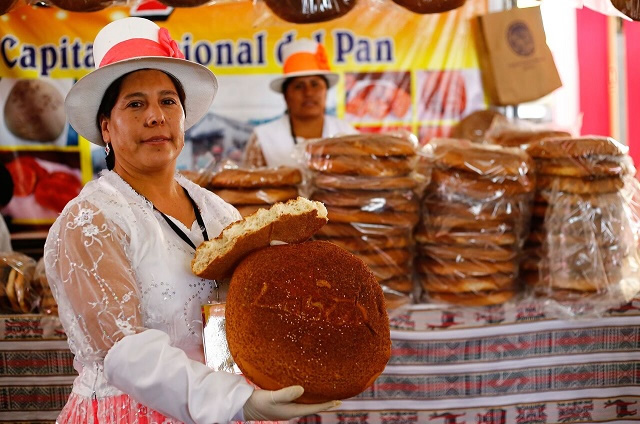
xmin=281 ymin=75 xmax=329 ymax=95
xmin=96 ymin=69 xmax=186 ymax=171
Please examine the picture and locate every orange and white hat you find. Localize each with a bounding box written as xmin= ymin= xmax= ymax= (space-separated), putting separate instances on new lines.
xmin=65 ymin=17 xmax=218 ymax=146
xmin=269 ymin=38 xmax=339 ymax=93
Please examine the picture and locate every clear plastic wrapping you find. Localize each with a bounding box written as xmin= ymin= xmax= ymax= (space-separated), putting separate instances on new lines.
xmin=33 ymin=257 xmax=58 ymax=315
xmin=485 ymin=119 xmax=572 ymax=148
xmin=450 ymin=109 xmax=507 ymax=143
xmin=305 ymin=133 xmax=420 ymax=308
xmin=391 ymin=0 xmax=466 ymax=14
xmin=523 ymin=136 xmax=640 ymax=316
xmin=208 ymin=166 xmax=301 ymax=217
xmin=612 ymin=0 xmax=640 ymax=20
xmin=417 ymin=138 xmax=535 ymax=306
xmin=260 ymin=0 xmax=358 ymax=23
xmin=31 ymin=0 xmax=126 ymax=12
xmin=0 ymin=252 xmax=38 ymax=314
xmin=0 ymin=0 xmax=18 ymax=15
xmin=25 ymin=0 xmax=242 ymax=11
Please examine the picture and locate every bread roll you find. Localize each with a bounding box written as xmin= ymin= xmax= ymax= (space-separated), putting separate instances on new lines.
xmin=264 ymin=0 xmax=358 ymax=24
xmin=210 ymin=167 xmax=302 ymax=188
xmin=392 ymin=0 xmax=465 ymax=14
xmin=191 ymin=197 xmax=327 ymax=280
xmin=49 ymin=0 xmax=112 ymax=11
xmin=4 ymin=80 xmax=66 ymax=142
xmin=612 ymin=0 xmax=640 ymax=20
xmin=0 ymin=0 xmax=18 ymax=15
xmin=451 ymin=109 xmax=506 ymax=143
xmin=226 ymin=240 xmax=390 ymax=403
xmin=160 ymin=0 xmax=210 ymax=6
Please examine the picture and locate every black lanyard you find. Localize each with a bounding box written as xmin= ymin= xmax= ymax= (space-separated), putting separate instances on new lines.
xmin=289 ymin=113 xmax=298 ymax=145
xmin=154 ymin=187 xmax=209 ymax=250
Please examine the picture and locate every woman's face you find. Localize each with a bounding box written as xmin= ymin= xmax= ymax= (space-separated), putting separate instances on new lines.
xmin=100 ymin=69 xmax=185 ymax=173
xmin=283 ymin=75 xmax=327 ymax=120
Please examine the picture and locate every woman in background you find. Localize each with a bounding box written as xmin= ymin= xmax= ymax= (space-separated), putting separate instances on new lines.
xmin=243 ymin=38 xmax=357 ymax=168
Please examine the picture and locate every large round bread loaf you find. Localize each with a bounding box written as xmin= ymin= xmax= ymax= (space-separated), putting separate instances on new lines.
xmin=226 ymin=240 xmax=391 ymax=403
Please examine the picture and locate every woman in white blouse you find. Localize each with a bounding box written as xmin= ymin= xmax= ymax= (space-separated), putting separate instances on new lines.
xmin=44 ymin=17 xmax=338 ymax=424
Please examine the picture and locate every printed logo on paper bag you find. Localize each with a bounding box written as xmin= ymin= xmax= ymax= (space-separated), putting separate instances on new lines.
xmin=506 ymin=21 xmax=535 ymax=57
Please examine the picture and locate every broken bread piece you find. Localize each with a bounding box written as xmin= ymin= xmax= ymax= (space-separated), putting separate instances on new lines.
xmin=191 ymin=197 xmax=328 ymax=280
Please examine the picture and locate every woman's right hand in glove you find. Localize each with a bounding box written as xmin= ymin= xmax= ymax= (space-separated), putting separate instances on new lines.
xmin=243 ymin=385 xmax=340 ymax=421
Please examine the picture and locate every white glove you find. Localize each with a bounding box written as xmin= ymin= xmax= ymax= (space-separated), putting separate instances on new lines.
xmin=243 ymin=385 xmax=341 ymax=421
xmin=104 ymin=329 xmax=253 ymax=424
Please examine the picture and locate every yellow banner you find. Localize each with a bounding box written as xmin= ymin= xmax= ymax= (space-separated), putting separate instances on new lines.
xmin=0 ymin=1 xmax=486 ymax=78
xmin=0 ymin=0 xmax=487 ymax=227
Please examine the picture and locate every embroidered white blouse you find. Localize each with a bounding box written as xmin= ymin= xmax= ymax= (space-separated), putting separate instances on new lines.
xmin=43 ymin=170 xmax=244 ymax=411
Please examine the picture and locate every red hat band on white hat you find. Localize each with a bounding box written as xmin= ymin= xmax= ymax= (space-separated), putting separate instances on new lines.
xmin=99 ymin=28 xmax=185 ymax=67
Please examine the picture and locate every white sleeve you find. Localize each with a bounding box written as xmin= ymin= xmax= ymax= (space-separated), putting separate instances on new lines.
xmin=104 ymin=329 xmax=253 ymax=424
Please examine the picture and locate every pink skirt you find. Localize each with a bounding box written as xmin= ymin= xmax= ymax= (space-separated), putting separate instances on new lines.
xmin=58 ymin=392 xmax=178 ymax=424
xmin=57 ymin=392 xmax=288 ymax=424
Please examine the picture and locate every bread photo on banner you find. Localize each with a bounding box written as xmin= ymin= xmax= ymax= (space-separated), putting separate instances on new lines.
xmin=191 ymin=196 xmax=391 ymax=403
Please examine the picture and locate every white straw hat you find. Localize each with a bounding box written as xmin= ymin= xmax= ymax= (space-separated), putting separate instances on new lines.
xmin=269 ymin=38 xmax=339 ymax=93
xmin=65 ymin=17 xmax=217 ymax=146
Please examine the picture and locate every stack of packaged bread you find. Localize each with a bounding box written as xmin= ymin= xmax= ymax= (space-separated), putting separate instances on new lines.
xmin=521 ymin=136 xmax=640 ymax=306
xmin=416 ymin=138 xmax=535 ymax=306
xmin=305 ymin=134 xmax=420 ymax=306
xmin=207 ymin=167 xmax=302 ymax=217
xmin=0 ymin=252 xmax=47 ymax=314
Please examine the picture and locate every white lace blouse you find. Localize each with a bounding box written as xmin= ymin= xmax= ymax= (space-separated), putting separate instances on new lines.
xmin=43 ymin=170 xmax=242 ymax=399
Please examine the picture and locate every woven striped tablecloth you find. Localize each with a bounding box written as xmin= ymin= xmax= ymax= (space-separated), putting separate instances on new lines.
xmin=294 ymin=296 xmax=640 ymax=424
xmin=3 ymin=296 xmax=640 ymax=424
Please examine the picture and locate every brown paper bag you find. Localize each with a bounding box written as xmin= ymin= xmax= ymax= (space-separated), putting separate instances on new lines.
xmin=473 ymin=6 xmax=562 ymax=106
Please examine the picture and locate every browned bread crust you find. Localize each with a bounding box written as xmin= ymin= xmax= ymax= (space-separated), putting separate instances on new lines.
xmin=49 ymin=0 xmax=111 ymax=11
xmin=213 ymin=187 xmax=298 ymax=205
xmin=306 ymin=134 xmax=416 ymax=157
xmin=489 ymin=129 xmax=571 ymax=148
xmin=392 ymin=0 xmax=466 ymax=14
xmin=264 ymin=0 xmax=358 ymax=23
xmin=308 ymin=155 xmax=413 ymax=177
xmin=451 ymin=109 xmax=506 ymax=143
xmin=315 ymin=174 xmax=418 ymax=191
xmin=312 ymin=189 xmax=419 ymax=212
xmin=159 ymin=0 xmax=210 ymax=6
xmin=430 ymin=138 xmax=534 ymax=178
xmin=526 ymin=136 xmax=627 ymax=159
xmin=226 ymin=240 xmax=390 ymax=403
xmin=209 ymin=167 xmax=302 ymax=188
xmin=191 ymin=197 xmax=327 ymax=280
xmin=612 ymin=0 xmax=640 ymax=20
xmin=428 ymin=290 xmax=515 ymax=306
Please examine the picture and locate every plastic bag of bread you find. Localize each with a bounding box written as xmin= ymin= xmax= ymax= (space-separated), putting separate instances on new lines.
xmin=524 ymin=136 xmax=640 ymax=316
xmin=484 ymin=118 xmax=574 ymax=148
xmin=303 ymin=133 xmax=423 ymax=308
xmin=33 ymin=257 xmax=58 ymax=315
xmin=0 ymin=252 xmax=39 ymax=314
xmin=208 ymin=165 xmax=302 ymax=217
xmin=416 ymin=138 xmax=536 ymax=307
xmin=259 ymin=0 xmax=359 ymax=23
xmin=451 ymin=109 xmax=507 ymax=143
xmin=31 ymin=0 xmax=125 ymax=12
xmin=391 ymin=0 xmax=466 ymax=14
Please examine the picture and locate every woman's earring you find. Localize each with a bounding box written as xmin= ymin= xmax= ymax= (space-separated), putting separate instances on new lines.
xmin=105 ymin=143 xmax=111 ymax=155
